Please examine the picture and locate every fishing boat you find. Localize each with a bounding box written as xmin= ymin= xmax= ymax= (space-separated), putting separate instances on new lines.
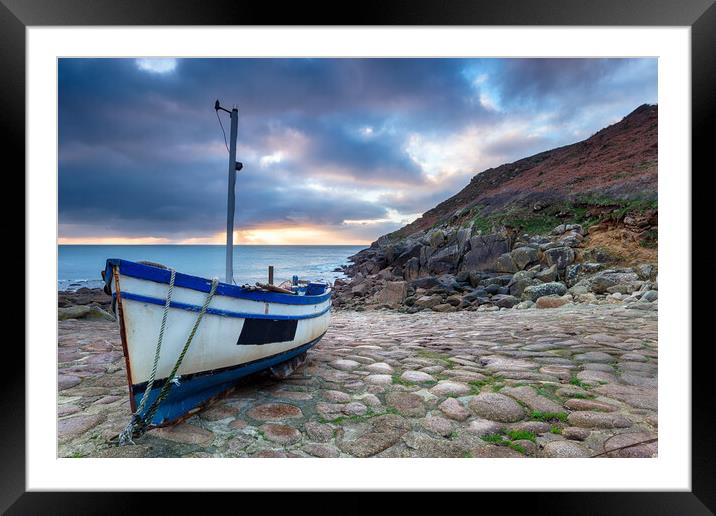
xmin=104 ymin=101 xmax=331 ymax=442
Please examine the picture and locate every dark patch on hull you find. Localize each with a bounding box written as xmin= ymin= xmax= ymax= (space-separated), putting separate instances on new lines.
xmin=237 ymin=318 xmax=298 ymax=345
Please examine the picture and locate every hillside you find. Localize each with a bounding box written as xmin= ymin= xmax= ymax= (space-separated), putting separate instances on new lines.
xmin=332 ymin=104 xmax=658 ymax=313
xmin=391 ymin=103 xmax=657 ymax=239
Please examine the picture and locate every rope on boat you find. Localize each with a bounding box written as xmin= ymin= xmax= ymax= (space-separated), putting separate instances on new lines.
xmin=118 ymin=268 xmax=176 ymax=445
xmin=138 ymin=269 xmax=176 ymax=416
xmin=118 ymin=275 xmax=219 ymax=445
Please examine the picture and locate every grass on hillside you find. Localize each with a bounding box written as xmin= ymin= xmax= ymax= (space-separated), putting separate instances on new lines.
xmin=466 ymin=196 xmax=657 ymax=236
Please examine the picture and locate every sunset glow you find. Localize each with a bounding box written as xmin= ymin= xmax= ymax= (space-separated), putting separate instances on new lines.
xmin=233 ymin=227 xmax=370 ymax=246
xmin=59 ymin=228 xmax=372 ymax=246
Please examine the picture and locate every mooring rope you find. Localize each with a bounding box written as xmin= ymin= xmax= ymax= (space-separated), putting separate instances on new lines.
xmin=118 ymin=276 xmax=219 ymax=445
xmin=117 ymin=269 xmax=176 ymax=445
xmin=141 ymin=277 xmax=219 ymax=426
xmin=138 ymin=269 xmax=176 ymax=416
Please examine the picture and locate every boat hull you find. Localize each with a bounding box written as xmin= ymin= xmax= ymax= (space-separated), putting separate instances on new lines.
xmin=105 ymin=259 xmax=331 ymax=427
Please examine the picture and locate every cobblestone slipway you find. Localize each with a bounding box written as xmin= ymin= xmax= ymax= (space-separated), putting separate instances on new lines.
xmin=58 ymin=305 xmax=657 ymax=458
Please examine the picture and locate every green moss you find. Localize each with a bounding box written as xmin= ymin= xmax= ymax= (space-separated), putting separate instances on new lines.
xmin=536 ymin=384 xmax=562 ymax=404
xmin=470 ymin=206 xmax=495 ymax=233
xmin=468 ymin=383 xmax=482 ymax=395
xmin=481 ymin=429 xmax=532 ymax=454
xmin=530 ymin=411 xmax=568 ymax=422
xmin=568 ymin=392 xmax=591 ymax=399
xmin=550 ymin=425 xmax=562 ymax=434
xmin=506 ymin=430 xmax=536 ymax=442
xmin=481 ymin=433 xmax=507 ymax=444
xmin=468 ymin=375 xmax=503 ymax=395
xmin=392 ymin=374 xmax=413 ymax=387
xmin=509 ymin=213 xmax=565 ymax=235
xmin=384 ymin=407 xmax=401 ymax=416
xmin=569 ymin=376 xmax=589 ymax=389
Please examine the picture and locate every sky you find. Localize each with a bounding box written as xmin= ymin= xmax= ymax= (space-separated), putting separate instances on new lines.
xmin=58 ymin=58 xmax=657 ymax=245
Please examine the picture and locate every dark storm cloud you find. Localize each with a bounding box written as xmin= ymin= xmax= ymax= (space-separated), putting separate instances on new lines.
xmin=59 ymin=159 xmax=387 ymax=233
xmin=492 ymin=59 xmax=624 ymax=103
xmin=293 ymin=116 xmax=422 ymax=183
xmin=58 ymin=57 xmax=657 ymax=242
xmin=484 ymin=58 xmax=657 ymax=122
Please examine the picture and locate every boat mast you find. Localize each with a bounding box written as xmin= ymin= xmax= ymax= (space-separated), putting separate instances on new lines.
xmin=215 ymin=100 xmax=243 ymax=284
xmin=225 ymin=106 xmax=239 ymax=284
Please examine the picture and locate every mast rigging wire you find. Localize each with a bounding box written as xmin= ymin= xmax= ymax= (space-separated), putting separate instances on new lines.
xmin=216 ymin=109 xmax=230 ymax=153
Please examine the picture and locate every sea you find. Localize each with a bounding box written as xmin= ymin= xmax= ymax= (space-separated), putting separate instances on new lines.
xmin=58 ymin=245 xmax=366 ymax=292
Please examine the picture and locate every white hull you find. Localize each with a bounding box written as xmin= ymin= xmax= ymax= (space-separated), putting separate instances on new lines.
xmin=104 ymin=259 xmax=331 ymax=426
xmin=117 ymin=275 xmax=330 ymax=385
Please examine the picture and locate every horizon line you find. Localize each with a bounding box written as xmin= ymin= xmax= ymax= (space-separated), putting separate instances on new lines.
xmin=57 ymin=242 xmax=370 ymax=246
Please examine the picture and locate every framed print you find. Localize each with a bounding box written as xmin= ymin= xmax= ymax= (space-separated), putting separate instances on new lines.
xmin=5 ymin=0 xmax=713 ymax=511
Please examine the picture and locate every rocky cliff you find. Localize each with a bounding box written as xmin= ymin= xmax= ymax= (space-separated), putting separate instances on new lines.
xmin=333 ymin=104 xmax=658 ymax=312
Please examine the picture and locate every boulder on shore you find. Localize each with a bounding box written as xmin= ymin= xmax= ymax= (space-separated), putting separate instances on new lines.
xmin=534 ymin=264 xmax=558 ymax=283
xmin=522 ymin=282 xmax=568 ymax=302
xmin=58 ymin=288 xmax=112 ymax=310
xmin=58 ymin=305 xmax=115 ymax=321
xmin=494 ymin=253 xmax=518 ymax=273
xmin=492 ymin=294 xmax=520 ymax=308
xmin=511 ymin=246 xmax=540 ymax=270
xmin=414 ymin=294 xmax=443 ymax=309
xmin=589 ymin=270 xmax=641 ymax=294
xmin=535 ymin=295 xmax=571 ymax=309
xmin=427 ymin=244 xmax=461 ymax=275
xmin=543 ymin=246 xmax=575 ymax=269
xmin=373 ymin=281 xmax=407 ymax=308
xmin=459 ymin=234 xmax=510 ymax=273
xmin=508 ymin=271 xmax=540 ymax=297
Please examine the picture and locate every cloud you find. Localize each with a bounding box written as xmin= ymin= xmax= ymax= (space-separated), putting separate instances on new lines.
xmin=58 ymin=58 xmax=657 ymax=244
xmin=135 ymin=58 xmax=178 ymax=74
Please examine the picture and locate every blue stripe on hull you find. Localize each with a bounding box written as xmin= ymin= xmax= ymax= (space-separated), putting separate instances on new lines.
xmin=120 ymin=291 xmax=331 ymax=320
xmin=105 ymin=259 xmax=332 ymax=305
xmin=133 ymin=334 xmax=324 ymax=427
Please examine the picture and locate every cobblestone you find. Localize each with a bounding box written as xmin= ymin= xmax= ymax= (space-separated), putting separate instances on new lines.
xmin=57 ymin=304 xmax=657 ymax=458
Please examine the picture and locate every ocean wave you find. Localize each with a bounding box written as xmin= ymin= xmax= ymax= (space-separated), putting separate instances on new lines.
xmin=58 ymin=279 xmax=106 ymax=292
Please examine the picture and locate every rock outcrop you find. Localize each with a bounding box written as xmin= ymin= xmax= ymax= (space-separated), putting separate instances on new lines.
xmin=331 ymin=105 xmax=658 ymax=313
xmin=57 ymin=288 xmax=114 ymax=320
xmin=332 ymin=220 xmax=657 ymax=313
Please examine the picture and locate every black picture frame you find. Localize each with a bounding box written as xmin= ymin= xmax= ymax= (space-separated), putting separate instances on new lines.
xmin=5 ymin=0 xmax=712 ymax=512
